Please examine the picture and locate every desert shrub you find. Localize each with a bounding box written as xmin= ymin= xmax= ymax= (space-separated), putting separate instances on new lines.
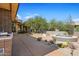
xmin=75 ymin=26 xmax=79 ymax=32
xmin=57 ymin=41 xmax=69 ymax=48
xmin=61 ymin=44 xmax=66 ymax=48
xmin=45 ymin=40 xmax=47 ymax=42
xmin=49 ymin=40 xmax=54 ymax=44
xmin=37 ymin=37 xmax=42 ymax=41
xmin=57 ymin=44 xmax=62 ymax=47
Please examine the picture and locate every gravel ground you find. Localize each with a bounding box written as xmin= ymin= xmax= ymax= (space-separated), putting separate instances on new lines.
xmin=31 ymin=33 xmax=53 ymax=41
xmin=73 ymin=49 xmax=79 ymax=56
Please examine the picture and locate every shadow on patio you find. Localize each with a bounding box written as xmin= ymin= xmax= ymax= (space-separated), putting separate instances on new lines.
xmin=12 ymin=33 xmax=58 ymax=56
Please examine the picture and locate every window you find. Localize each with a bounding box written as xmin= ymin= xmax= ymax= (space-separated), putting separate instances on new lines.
xmin=0 ymin=48 xmax=4 ymax=56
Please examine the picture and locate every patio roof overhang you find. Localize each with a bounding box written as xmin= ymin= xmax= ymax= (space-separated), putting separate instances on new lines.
xmin=0 ymin=3 xmax=19 ymax=21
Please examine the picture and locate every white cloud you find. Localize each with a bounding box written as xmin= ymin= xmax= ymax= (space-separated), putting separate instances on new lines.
xmin=24 ymin=15 xmax=33 ymax=19
xmin=33 ymin=13 xmax=39 ymax=16
xmin=24 ymin=13 xmax=40 ymax=20
xmin=17 ymin=14 xmax=21 ymax=19
xmin=73 ymin=18 xmax=79 ymax=22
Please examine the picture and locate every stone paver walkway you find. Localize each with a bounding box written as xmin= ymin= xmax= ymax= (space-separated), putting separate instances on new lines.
xmin=45 ymin=49 xmax=64 ymax=56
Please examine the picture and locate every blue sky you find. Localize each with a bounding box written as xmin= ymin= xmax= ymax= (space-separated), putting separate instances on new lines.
xmin=17 ymin=3 xmax=79 ymax=22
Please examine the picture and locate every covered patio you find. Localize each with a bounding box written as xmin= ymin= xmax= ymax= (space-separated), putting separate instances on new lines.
xmin=0 ymin=3 xmax=18 ymax=32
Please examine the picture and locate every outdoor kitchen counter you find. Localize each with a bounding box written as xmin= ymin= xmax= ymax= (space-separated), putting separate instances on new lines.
xmin=0 ymin=33 xmax=13 ymax=56
xmin=0 ymin=33 xmax=13 ymax=40
xmin=0 ymin=36 xmax=13 ymax=40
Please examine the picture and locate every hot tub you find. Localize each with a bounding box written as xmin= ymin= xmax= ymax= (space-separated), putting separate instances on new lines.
xmin=53 ymin=34 xmax=78 ymax=44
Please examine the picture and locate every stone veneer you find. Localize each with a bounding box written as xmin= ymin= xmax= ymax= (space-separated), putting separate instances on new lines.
xmin=0 ymin=39 xmax=12 ymax=56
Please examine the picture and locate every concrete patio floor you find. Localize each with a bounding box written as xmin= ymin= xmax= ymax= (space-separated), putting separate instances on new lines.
xmin=12 ymin=33 xmax=58 ymax=56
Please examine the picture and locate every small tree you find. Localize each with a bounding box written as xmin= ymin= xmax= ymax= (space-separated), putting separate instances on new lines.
xmin=49 ymin=19 xmax=58 ymax=31
xmin=57 ymin=21 xmax=67 ymax=31
xmin=66 ymin=16 xmax=74 ymax=35
xmin=23 ymin=16 xmax=48 ymax=33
